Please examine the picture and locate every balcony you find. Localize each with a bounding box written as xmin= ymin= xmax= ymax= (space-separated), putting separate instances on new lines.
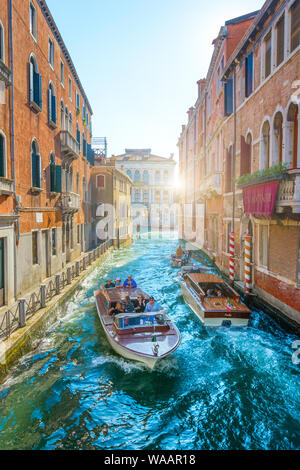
xmin=60 ymin=131 xmax=80 ymax=160
xmin=276 ymin=170 xmax=300 ymax=214
xmin=0 ymin=177 xmax=13 ymax=195
xmin=59 ymin=192 xmax=80 ymax=213
xmin=0 ymin=60 xmax=12 ymax=87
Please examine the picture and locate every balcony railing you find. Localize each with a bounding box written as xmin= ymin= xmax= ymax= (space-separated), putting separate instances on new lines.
xmin=276 ymin=169 xmax=300 ymax=214
xmin=0 ymin=60 xmax=12 ymax=86
xmin=60 ymin=131 xmax=80 ymax=160
xmin=0 ymin=177 xmax=14 ymax=195
xmin=60 ymin=192 xmax=80 ymax=213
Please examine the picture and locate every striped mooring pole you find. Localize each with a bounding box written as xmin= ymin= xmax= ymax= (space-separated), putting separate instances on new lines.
xmin=244 ymin=233 xmax=252 ymax=294
xmin=229 ymin=232 xmax=235 ymax=283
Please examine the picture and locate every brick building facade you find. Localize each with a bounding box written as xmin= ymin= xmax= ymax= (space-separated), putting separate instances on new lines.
xmin=0 ymin=0 xmax=95 ymax=307
xmin=178 ymin=0 xmax=300 ymax=324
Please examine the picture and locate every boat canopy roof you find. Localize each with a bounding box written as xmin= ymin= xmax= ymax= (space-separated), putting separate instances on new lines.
xmin=187 ymin=273 xmax=225 ymax=284
xmin=101 ymin=287 xmax=150 ymax=303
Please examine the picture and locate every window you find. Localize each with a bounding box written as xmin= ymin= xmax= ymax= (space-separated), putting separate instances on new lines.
xmin=287 ymin=103 xmax=298 ymax=168
xmin=29 ymin=55 xmax=42 ymax=110
xmin=224 ymin=78 xmax=233 ymax=116
xmin=48 ymin=38 xmax=54 ymax=68
xmin=155 ymin=190 xmax=160 ymax=203
xmin=163 ymin=170 xmax=168 ymax=183
xmin=31 ymin=140 xmax=41 ymax=188
xmin=52 ymin=228 xmax=57 ymax=256
xmin=143 ymin=171 xmax=149 ymax=184
xmin=155 ymin=171 xmax=160 ymax=184
xmin=49 ymin=153 xmax=62 ymax=193
xmin=30 ymin=2 xmax=37 ymax=40
xmin=83 ymin=133 xmax=87 ymax=157
xmin=240 ymin=134 xmax=251 ymax=176
xmin=134 ymin=171 xmax=140 ymax=183
xmin=290 ymin=0 xmax=300 ymax=52
xmin=76 ymin=90 xmax=80 ymax=113
xmin=96 ymin=174 xmax=105 ymax=188
xmin=32 ymin=231 xmax=38 ymax=265
xmin=60 ymin=60 xmax=64 ymax=86
xmin=135 ymin=189 xmax=141 ymax=202
xmin=76 ymin=122 xmax=81 ymax=151
xmin=0 ymin=132 xmax=6 ymax=178
xmin=225 ymin=146 xmax=234 ymax=193
xmin=276 ymin=14 xmax=285 ymax=66
xmin=0 ymin=22 xmax=4 ymax=62
xmin=264 ymin=31 xmax=272 ymax=79
xmin=259 ymin=225 xmax=268 ymax=268
xmin=261 ymin=121 xmax=270 ymax=169
xmin=163 ymin=190 xmax=169 ymax=203
xmin=245 ymin=52 xmax=253 ymax=97
xmin=48 ymin=83 xmax=57 ymax=127
xmin=68 ymin=77 xmax=72 ymax=100
xmin=143 ymin=190 xmax=149 ymax=203
xmin=273 ymin=112 xmax=283 ymax=165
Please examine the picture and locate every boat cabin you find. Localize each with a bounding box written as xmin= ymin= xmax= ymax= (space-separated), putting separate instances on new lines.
xmin=185 ymin=273 xmax=240 ymax=301
xmin=114 ymin=312 xmax=170 ymax=335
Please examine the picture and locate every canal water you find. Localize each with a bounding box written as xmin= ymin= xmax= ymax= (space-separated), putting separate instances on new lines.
xmin=0 ymin=234 xmax=299 ymax=450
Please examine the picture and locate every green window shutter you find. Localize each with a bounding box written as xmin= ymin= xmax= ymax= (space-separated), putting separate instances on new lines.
xmin=50 ymin=162 xmax=55 ymax=191
xmin=48 ymin=88 xmax=52 ymax=122
xmin=55 ymin=165 xmax=62 ymax=193
xmin=0 ymin=136 xmax=4 ymax=177
xmin=224 ymin=78 xmax=233 ymax=116
xmin=32 ymin=151 xmax=37 ymax=187
xmin=52 ymin=95 xmax=56 ymax=124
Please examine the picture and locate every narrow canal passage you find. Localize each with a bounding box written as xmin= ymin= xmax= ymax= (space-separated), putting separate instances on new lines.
xmin=0 ymin=235 xmax=299 ymax=450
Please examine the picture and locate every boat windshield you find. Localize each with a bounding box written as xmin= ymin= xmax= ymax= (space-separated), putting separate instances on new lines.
xmin=114 ymin=311 xmax=168 ymax=330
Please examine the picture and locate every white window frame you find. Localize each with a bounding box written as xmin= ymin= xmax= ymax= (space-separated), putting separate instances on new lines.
xmin=68 ymin=76 xmax=72 ymax=101
xmin=0 ymin=21 xmax=5 ymax=63
xmin=48 ymin=37 xmax=54 ymax=69
xmin=29 ymin=1 xmax=37 ymax=42
xmin=0 ymin=130 xmax=7 ymax=178
xmin=60 ymin=59 xmax=64 ymax=87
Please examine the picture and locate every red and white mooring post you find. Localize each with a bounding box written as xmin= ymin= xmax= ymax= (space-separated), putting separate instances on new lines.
xmin=229 ymin=232 xmax=235 ymax=283
xmin=244 ymin=233 xmax=252 ymax=294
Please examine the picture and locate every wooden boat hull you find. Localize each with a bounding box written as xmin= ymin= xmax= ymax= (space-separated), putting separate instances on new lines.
xmin=94 ymin=290 xmax=181 ymax=369
xmin=178 ymin=277 xmax=249 ymax=327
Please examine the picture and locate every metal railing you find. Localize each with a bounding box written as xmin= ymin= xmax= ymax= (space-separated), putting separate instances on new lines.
xmin=0 ymin=239 xmax=113 ymax=340
xmin=60 ymin=130 xmax=80 ymax=159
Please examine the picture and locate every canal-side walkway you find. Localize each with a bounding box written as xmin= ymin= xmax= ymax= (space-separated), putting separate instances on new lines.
xmin=0 ymin=240 xmax=115 ymax=379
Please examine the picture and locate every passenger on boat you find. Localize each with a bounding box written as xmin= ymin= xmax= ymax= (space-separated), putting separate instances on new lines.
xmin=216 ymin=290 xmax=223 ymax=297
xmin=206 ymin=289 xmax=216 ymax=297
xmin=176 ymin=246 xmax=183 ymax=259
xmin=115 ymin=278 xmax=123 ymax=288
xmin=105 ymin=279 xmax=115 ymax=289
xmin=108 ymin=302 xmax=124 ymax=317
xmin=145 ymin=297 xmax=162 ymax=313
xmin=123 ymin=276 xmax=137 ymax=288
xmin=123 ymin=296 xmax=135 ymax=312
xmin=135 ymin=295 xmax=146 ymax=313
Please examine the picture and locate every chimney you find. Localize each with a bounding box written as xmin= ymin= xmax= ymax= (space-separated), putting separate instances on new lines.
xmin=197 ymin=79 xmax=206 ymax=99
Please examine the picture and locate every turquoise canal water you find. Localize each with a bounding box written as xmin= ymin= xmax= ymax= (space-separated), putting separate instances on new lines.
xmin=0 ymin=234 xmax=299 ymax=450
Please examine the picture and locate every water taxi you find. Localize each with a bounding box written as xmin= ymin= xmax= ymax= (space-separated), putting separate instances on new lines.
xmin=94 ymin=286 xmax=181 ymax=369
xmin=178 ymin=270 xmax=251 ymax=327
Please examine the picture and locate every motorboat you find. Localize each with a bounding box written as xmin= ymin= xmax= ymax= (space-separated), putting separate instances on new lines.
xmin=94 ymin=286 xmax=181 ymax=369
xmin=178 ymin=271 xmax=251 ymax=327
xmin=170 ymin=250 xmax=193 ymax=268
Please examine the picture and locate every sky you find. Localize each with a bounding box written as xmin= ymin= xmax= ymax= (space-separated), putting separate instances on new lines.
xmin=47 ymin=0 xmax=264 ymax=160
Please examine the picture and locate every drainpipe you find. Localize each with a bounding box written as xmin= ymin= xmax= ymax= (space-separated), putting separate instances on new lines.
xmin=203 ymin=91 xmax=207 ymax=251
xmin=9 ymin=0 xmax=19 ymax=299
xmin=232 ymin=66 xmax=237 ymax=236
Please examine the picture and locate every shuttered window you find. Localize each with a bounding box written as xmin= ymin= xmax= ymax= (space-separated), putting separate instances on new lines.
xmin=240 ymin=136 xmax=251 ymax=176
xmin=97 ymin=175 xmax=105 ymax=188
xmin=31 ymin=143 xmax=41 ymax=188
xmin=50 ymin=163 xmax=62 ymax=193
xmin=0 ymin=24 xmax=4 ymax=62
xmin=48 ymin=86 xmax=57 ymax=125
xmin=225 ymin=148 xmax=233 ymax=193
xmin=29 ymin=60 xmax=42 ymax=110
xmin=224 ymin=78 xmax=233 ymax=116
xmin=276 ymin=15 xmax=285 ymax=66
xmin=0 ymin=134 xmax=5 ymax=177
xmin=264 ymin=32 xmax=272 ymax=78
xmin=76 ymin=127 xmax=81 ymax=151
xmin=291 ymin=0 xmax=300 ymax=52
xmin=245 ymin=52 xmax=253 ymax=97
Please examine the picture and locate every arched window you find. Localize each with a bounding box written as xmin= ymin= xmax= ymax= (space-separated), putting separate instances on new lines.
xmin=273 ymin=112 xmax=283 ymax=165
xmin=0 ymin=21 xmax=5 ymax=62
xmin=29 ymin=54 xmax=42 ymax=110
xmin=261 ymin=120 xmax=270 ymax=169
xmin=240 ymin=133 xmax=252 ymax=176
xmin=31 ymin=140 xmax=41 ymax=188
xmin=287 ymin=103 xmax=298 ymax=168
xmin=134 ymin=170 xmax=140 ymax=183
xmin=143 ymin=171 xmax=149 ymax=184
xmin=48 ymin=82 xmax=56 ymax=127
xmin=155 ymin=171 xmax=160 ymax=184
xmin=0 ymin=131 xmax=6 ymax=177
xmin=127 ymin=170 xmax=132 ymax=180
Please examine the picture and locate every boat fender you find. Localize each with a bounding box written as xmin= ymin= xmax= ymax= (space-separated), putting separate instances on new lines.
xmin=153 ymin=342 xmax=159 ymax=356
